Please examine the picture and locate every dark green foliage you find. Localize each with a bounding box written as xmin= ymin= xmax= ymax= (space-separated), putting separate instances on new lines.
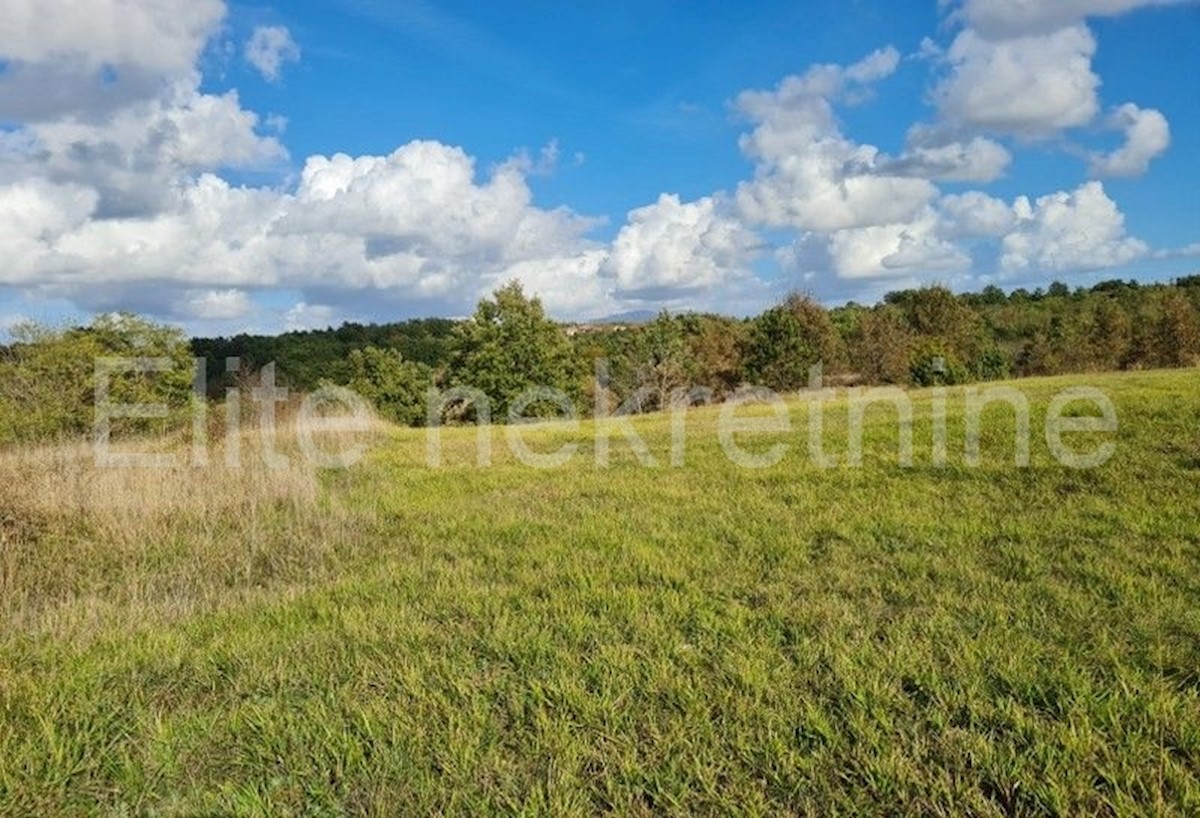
xmin=0 ymin=314 xmax=194 ymax=443
xmin=909 ymin=340 xmax=968 ymax=387
xmin=10 ymin=277 xmax=1200 ymax=438
xmin=346 ymin=347 xmax=433 ymax=426
xmin=627 ymin=312 xmax=690 ymax=410
xmin=1047 ymin=280 xmax=1071 ymax=298
xmin=444 ymin=281 xmax=580 ymax=420
xmin=191 ymin=318 xmax=455 ymax=395
xmin=968 ymin=345 xmax=1010 ymax=381
xmin=743 ymin=293 xmax=847 ymax=390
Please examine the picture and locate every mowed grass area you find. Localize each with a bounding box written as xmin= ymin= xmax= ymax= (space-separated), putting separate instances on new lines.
xmin=1 ymin=370 xmax=1198 ymax=815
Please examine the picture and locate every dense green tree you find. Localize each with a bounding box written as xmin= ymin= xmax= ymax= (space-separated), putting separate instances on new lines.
xmin=629 ymin=312 xmax=690 ymax=410
xmin=681 ymin=314 xmax=745 ymax=399
xmin=743 ymin=294 xmax=846 ymax=390
xmin=1047 ymin=281 xmax=1071 ymax=299
xmin=444 ymin=282 xmax=580 ymax=420
xmin=346 ymin=347 xmax=433 ymax=426
xmin=0 ymin=314 xmax=194 ymax=443
xmin=192 ymin=317 xmax=455 ymax=395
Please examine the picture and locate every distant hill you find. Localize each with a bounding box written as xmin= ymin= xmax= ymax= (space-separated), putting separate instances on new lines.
xmin=588 ymin=310 xmax=657 ymax=325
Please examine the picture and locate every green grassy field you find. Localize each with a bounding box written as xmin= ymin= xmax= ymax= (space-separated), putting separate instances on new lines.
xmin=1 ymin=370 xmax=1198 ymax=815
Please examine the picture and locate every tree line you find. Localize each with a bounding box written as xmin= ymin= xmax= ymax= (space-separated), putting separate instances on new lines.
xmin=255 ymin=275 xmax=1200 ymax=427
xmin=1 ymin=275 xmax=1198 ymax=442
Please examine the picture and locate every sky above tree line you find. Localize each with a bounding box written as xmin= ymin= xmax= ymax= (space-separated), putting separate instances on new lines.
xmin=0 ymin=0 xmax=1197 ymax=338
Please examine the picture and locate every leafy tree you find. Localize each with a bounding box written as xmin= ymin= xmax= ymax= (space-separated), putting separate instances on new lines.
xmin=681 ymin=314 xmax=745 ymax=399
xmin=445 ymin=282 xmax=579 ymax=420
xmin=1047 ymin=281 xmax=1071 ymax=299
xmin=0 ymin=314 xmax=194 ymax=443
xmin=743 ymin=294 xmax=845 ymax=390
xmin=850 ymin=306 xmax=913 ymax=385
xmin=910 ymin=340 xmax=967 ymax=387
xmin=629 ymin=312 xmax=689 ymax=410
xmin=1085 ymin=299 xmax=1132 ymax=371
xmin=1155 ymin=291 xmax=1200 ymax=367
xmin=346 ymin=346 xmax=433 ymax=426
xmin=969 ymin=345 xmax=1011 ymax=381
xmin=1016 ymin=331 xmax=1061 ymax=377
xmin=979 ymin=285 xmax=1008 ymax=306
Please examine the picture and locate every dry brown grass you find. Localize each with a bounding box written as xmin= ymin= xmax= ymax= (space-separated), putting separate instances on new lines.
xmin=0 ymin=417 xmax=387 ymax=641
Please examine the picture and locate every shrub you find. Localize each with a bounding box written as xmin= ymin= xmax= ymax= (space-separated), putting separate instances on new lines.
xmin=0 ymin=314 xmax=194 ymax=444
xmin=743 ymin=294 xmax=845 ymax=390
xmin=346 ymin=347 xmax=433 ymax=427
xmin=909 ymin=341 xmax=967 ymax=387
xmin=851 ymin=307 xmax=913 ymax=385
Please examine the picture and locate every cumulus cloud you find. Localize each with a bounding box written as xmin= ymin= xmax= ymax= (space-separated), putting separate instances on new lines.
xmin=939 ymin=191 xmax=1016 ymax=237
xmin=935 ymin=25 xmax=1100 ymax=137
xmin=880 ymin=127 xmax=1011 ymax=182
xmin=929 ymin=0 xmax=1181 ymax=186
xmin=735 ymin=48 xmax=938 ymax=233
xmin=1090 ymin=103 xmax=1171 ymax=177
xmin=827 ymin=210 xmax=972 ymax=279
xmin=0 ymin=141 xmax=614 ymax=319
xmin=603 ymin=194 xmax=762 ymax=301
xmin=246 ymin=25 xmax=300 ymax=82
xmin=0 ymin=0 xmax=1178 ymax=324
xmin=953 ymin=0 xmax=1184 ymax=38
xmin=1000 ymin=181 xmax=1149 ymax=273
xmin=284 ymin=302 xmax=336 ymax=332
xmin=0 ymin=0 xmax=228 ymax=125
xmin=180 ymin=288 xmax=252 ymax=320
xmin=1 ymin=79 xmax=286 ymax=217
xmin=0 ymin=0 xmax=225 ymax=73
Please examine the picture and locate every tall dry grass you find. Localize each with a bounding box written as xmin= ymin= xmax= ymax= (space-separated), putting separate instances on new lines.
xmin=0 ymin=415 xmax=387 ymax=641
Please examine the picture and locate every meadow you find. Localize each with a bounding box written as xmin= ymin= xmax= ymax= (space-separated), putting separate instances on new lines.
xmin=0 ymin=369 xmax=1197 ymax=815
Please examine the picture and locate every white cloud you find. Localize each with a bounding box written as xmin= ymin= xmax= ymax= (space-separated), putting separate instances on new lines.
xmin=284 ymin=302 xmax=336 ymax=332
xmin=1090 ymin=103 xmax=1171 ymax=177
xmin=0 ymin=0 xmax=1178 ymax=323
xmin=1 ymin=78 xmax=286 ymax=217
xmin=245 ymin=25 xmax=300 ymax=82
xmin=954 ymin=0 xmax=1184 ymax=38
xmin=602 ymin=194 xmax=762 ymax=300
xmin=826 ymin=209 xmax=972 ymax=279
xmin=0 ymin=0 xmax=225 ymax=73
xmin=181 ymin=288 xmax=252 ymax=320
xmin=496 ymin=250 xmax=613 ymax=317
xmin=0 ymin=141 xmax=610 ymax=318
xmin=939 ymin=191 xmax=1016 ymax=237
xmin=735 ymin=48 xmax=938 ymax=233
xmin=0 ymin=180 xmax=100 ymax=284
xmin=881 ymin=127 xmax=1011 ymax=182
xmin=1000 ymin=181 xmax=1148 ymax=273
xmin=936 ymin=25 xmax=1100 ymax=137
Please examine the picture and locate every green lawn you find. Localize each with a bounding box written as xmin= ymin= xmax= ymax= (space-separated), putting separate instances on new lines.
xmin=2 ymin=370 xmax=1198 ymax=815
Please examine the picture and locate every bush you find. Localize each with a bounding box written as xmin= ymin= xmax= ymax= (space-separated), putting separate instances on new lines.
xmin=743 ymin=294 xmax=845 ymax=390
xmin=851 ymin=307 xmax=913 ymax=385
xmin=969 ymin=345 xmax=1011 ymax=381
xmin=0 ymin=314 xmax=194 ymax=444
xmin=346 ymin=347 xmax=433 ymax=427
xmin=909 ymin=342 xmax=967 ymax=387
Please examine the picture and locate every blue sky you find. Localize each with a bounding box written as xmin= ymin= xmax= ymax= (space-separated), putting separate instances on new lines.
xmin=1 ymin=0 xmax=1197 ymax=337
